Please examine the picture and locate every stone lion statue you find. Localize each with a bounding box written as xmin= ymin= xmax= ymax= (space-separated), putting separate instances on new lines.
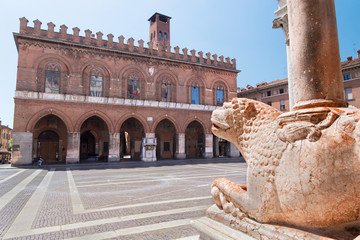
xmin=210 ymin=98 xmax=360 ymax=228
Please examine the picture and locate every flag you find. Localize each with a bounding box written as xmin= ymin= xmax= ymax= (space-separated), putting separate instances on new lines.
xmin=135 ymin=82 xmax=140 ymax=95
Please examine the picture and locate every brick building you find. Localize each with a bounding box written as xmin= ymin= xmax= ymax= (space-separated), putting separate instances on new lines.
xmin=12 ymin=13 xmax=239 ymax=165
xmin=238 ymin=50 xmax=360 ymax=111
xmin=0 ymin=121 xmax=12 ymax=162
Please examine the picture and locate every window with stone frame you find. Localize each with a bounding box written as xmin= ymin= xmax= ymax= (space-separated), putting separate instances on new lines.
xmin=45 ymin=63 xmax=60 ymax=94
xmin=161 ymin=76 xmax=172 ymax=102
xmin=343 ymin=73 xmax=351 ymax=81
xmin=89 ymin=68 xmax=103 ymax=97
xmin=345 ymin=87 xmax=353 ymax=101
xmin=127 ymin=72 xmax=140 ymax=99
xmin=191 ymin=82 xmax=200 ymax=104
xmin=216 ymin=85 xmax=224 ymax=106
xmin=280 ymin=99 xmax=286 ymax=110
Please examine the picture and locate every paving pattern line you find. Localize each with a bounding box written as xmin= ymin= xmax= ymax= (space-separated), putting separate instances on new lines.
xmin=77 ymin=172 xmax=241 ymax=188
xmin=5 ymin=205 xmax=208 ymax=239
xmin=194 ymin=164 xmax=247 ymax=172
xmin=67 ymin=168 xmax=85 ymax=214
xmin=0 ymin=170 xmax=41 ymax=212
xmin=65 ymin=218 xmax=195 ymax=240
xmin=0 ymin=169 xmax=25 ymax=185
xmin=175 ymin=236 xmax=200 ymax=240
xmin=67 ymin=167 xmax=213 ymax=214
xmin=3 ymin=168 xmax=55 ymax=239
xmin=75 ymin=169 xmax=239 ymax=186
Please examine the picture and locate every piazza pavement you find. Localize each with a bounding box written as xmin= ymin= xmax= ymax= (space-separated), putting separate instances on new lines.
xmin=0 ymin=158 xmax=247 ymax=240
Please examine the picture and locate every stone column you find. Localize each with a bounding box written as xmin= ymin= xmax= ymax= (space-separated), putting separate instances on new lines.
xmin=288 ymin=0 xmax=347 ymax=110
xmin=108 ymin=133 xmax=120 ymax=162
xmin=66 ymin=132 xmax=80 ymax=163
xmin=11 ymin=132 xmax=33 ymax=165
xmin=228 ymin=142 xmax=240 ymax=158
xmin=204 ymin=134 xmax=213 ymax=158
xmin=175 ymin=133 xmax=186 ymax=159
xmin=142 ymin=133 xmax=157 ymax=162
xmin=273 ymin=0 xmax=295 ymax=110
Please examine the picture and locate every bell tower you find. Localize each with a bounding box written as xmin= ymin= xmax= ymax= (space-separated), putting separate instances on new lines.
xmin=148 ymin=13 xmax=171 ymax=50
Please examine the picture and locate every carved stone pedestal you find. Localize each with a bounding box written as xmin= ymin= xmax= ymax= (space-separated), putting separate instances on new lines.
xmin=192 ymin=205 xmax=360 ymax=240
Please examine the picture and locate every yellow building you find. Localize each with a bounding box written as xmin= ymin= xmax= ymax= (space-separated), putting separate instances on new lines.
xmin=0 ymin=121 xmax=12 ymax=163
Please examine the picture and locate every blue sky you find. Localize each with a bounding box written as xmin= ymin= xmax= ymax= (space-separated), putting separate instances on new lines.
xmin=1 ymin=0 xmax=359 ymax=128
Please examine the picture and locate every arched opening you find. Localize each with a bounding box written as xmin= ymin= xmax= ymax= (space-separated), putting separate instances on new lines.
xmin=120 ymin=118 xmax=144 ymax=160
xmin=38 ymin=130 xmax=59 ymax=163
xmin=185 ymin=120 xmax=204 ymax=158
xmin=213 ymin=135 xmax=230 ymax=157
xmin=33 ymin=115 xmax=67 ymax=163
xmin=80 ymin=116 xmax=109 ymax=162
xmin=155 ymin=119 xmax=176 ymax=159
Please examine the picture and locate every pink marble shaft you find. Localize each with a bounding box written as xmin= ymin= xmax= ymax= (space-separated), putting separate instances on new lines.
xmin=287 ymin=0 xmax=347 ymax=110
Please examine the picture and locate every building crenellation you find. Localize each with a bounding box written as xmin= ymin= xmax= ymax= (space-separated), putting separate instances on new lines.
xmin=18 ymin=17 xmax=236 ymax=70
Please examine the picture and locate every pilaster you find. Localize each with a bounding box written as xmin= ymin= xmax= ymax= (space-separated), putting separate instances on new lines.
xmin=228 ymin=142 xmax=240 ymax=158
xmin=175 ymin=133 xmax=186 ymax=159
xmin=11 ymin=132 xmax=33 ymax=165
xmin=204 ymin=134 xmax=213 ymax=158
xmin=66 ymin=132 xmax=80 ymax=163
xmin=108 ymin=133 xmax=120 ymax=162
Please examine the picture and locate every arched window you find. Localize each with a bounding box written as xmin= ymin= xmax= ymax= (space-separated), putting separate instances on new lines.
xmin=164 ymin=32 xmax=167 ymax=39
xmin=161 ymin=76 xmax=171 ymax=102
xmin=127 ymin=72 xmax=140 ymax=99
xmin=45 ymin=63 xmax=60 ymax=94
xmin=191 ymin=82 xmax=200 ymax=104
xmin=90 ymin=68 xmax=103 ymax=97
xmin=159 ymin=31 xmax=163 ymax=38
xmin=216 ymin=85 xmax=224 ymax=106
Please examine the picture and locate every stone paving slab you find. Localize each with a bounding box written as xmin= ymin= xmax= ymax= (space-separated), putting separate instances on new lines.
xmin=0 ymin=158 xmax=246 ymax=239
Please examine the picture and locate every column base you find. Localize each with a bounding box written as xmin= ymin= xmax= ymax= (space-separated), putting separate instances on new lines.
xmin=175 ymin=153 xmax=186 ymax=159
xmin=108 ymin=157 xmax=119 ymax=162
xmin=193 ymin=204 xmax=360 ymax=240
xmin=66 ymin=157 xmax=79 ymax=164
xmin=204 ymin=152 xmax=213 ymax=158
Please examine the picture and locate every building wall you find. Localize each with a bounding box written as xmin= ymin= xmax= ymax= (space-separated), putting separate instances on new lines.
xmin=238 ymin=81 xmax=290 ymax=112
xmin=12 ymin=17 xmax=239 ymax=164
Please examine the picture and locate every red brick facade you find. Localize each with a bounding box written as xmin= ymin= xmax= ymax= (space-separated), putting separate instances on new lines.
xmin=12 ymin=14 xmax=239 ymax=165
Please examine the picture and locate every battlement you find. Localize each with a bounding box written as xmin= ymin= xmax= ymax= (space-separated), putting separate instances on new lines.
xmin=18 ymin=17 xmax=237 ymax=70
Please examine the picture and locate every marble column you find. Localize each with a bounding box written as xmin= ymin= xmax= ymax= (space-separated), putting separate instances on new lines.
xmin=273 ymin=0 xmax=294 ymax=110
xmin=108 ymin=133 xmax=120 ymax=162
xmin=11 ymin=132 xmax=33 ymax=165
xmin=175 ymin=133 xmax=186 ymax=159
xmin=204 ymin=134 xmax=213 ymax=158
xmin=288 ymin=0 xmax=347 ymax=110
xmin=66 ymin=132 xmax=80 ymax=163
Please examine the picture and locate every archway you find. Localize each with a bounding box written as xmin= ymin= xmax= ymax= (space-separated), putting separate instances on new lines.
xmin=120 ymin=117 xmax=144 ymax=160
xmin=80 ymin=116 xmax=109 ymax=161
xmin=38 ymin=130 xmax=59 ymax=163
xmin=33 ymin=115 xmax=67 ymax=163
xmin=155 ymin=119 xmax=176 ymax=159
xmin=185 ymin=120 xmax=204 ymax=158
xmin=213 ymin=135 xmax=230 ymax=157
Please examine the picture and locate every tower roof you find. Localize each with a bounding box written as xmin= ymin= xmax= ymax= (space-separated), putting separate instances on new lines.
xmin=148 ymin=12 xmax=172 ymax=22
